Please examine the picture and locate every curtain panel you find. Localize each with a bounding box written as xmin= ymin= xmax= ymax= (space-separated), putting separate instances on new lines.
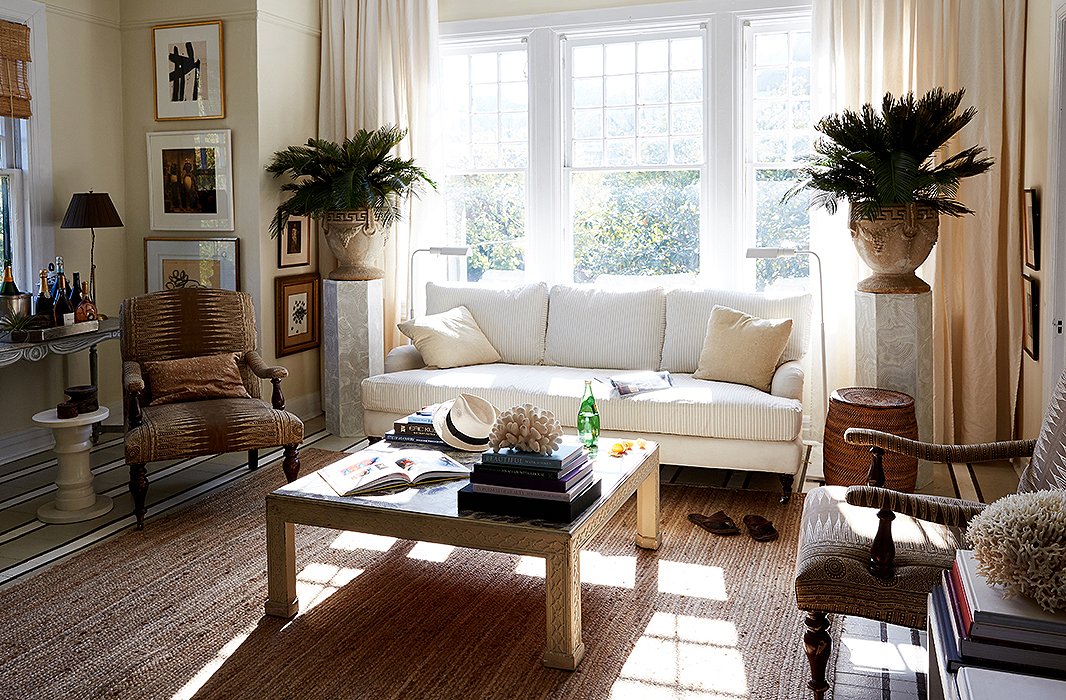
xmin=811 ymin=0 xmax=1025 ymax=444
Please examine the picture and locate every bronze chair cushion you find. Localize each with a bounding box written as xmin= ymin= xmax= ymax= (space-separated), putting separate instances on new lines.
xmin=794 ymin=485 xmax=965 ymax=629
xmin=124 ymin=398 xmax=304 ymax=464
xmin=142 ymin=352 xmax=252 ymax=406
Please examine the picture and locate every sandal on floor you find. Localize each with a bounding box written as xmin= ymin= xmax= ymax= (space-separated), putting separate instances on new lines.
xmin=742 ymin=514 xmax=779 ymax=542
xmin=688 ymin=511 xmax=740 ymax=536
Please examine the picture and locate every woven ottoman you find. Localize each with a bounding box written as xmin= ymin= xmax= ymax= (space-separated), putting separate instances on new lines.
xmin=823 ymin=387 xmax=918 ymax=492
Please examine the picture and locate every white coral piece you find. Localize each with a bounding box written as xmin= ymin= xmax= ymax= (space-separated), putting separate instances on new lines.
xmin=967 ymin=490 xmax=1066 ymax=612
xmin=489 ymin=403 xmax=563 ymax=455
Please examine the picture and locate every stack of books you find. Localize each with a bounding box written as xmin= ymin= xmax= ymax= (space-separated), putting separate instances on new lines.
xmin=457 ymin=438 xmax=601 ymax=522
xmin=383 ymin=407 xmax=448 ymax=449
xmin=931 ymin=549 xmax=1066 ymax=679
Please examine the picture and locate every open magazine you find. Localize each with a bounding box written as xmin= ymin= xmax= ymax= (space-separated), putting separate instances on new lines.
xmin=319 ymin=446 xmax=470 ymax=496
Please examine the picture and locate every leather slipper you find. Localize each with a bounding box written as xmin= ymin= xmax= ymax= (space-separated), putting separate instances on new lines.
xmin=742 ymin=514 xmax=779 ymax=542
xmin=688 ymin=511 xmax=740 ymax=536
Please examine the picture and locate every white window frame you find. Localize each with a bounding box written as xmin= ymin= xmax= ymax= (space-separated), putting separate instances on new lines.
xmin=440 ymin=0 xmax=810 ymax=289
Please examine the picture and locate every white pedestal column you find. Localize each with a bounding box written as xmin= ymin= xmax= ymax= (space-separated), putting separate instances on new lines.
xmin=33 ymin=406 xmax=113 ymax=523
xmin=856 ymin=290 xmax=933 ymax=488
xmin=322 ymin=279 xmax=384 ymax=438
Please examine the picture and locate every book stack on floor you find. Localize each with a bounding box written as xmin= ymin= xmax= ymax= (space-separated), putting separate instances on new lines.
xmin=457 ymin=438 xmax=601 ymax=523
xmin=931 ymin=549 xmax=1066 ymax=681
xmin=383 ymin=407 xmax=448 ymax=449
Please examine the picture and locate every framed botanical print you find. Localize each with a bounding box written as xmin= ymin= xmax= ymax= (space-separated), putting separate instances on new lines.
xmin=1023 ymin=188 xmax=1040 ymax=271
xmin=152 ymin=20 xmax=225 ymax=120
xmin=275 ymin=273 xmax=320 ymax=356
xmin=147 ymin=129 xmax=234 ymax=231
xmin=1023 ymin=274 xmax=1039 ymax=360
xmin=278 ymin=215 xmax=312 ymax=268
xmin=144 ymin=237 xmax=240 ymax=292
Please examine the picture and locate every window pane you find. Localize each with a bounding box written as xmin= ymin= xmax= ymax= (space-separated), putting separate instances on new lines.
xmin=573 ymin=77 xmax=604 ymax=108
xmin=638 ymin=137 xmax=668 ymax=165
xmin=637 ymin=40 xmax=669 ymax=72
xmin=500 ymin=82 xmax=528 ymax=111
xmin=499 ymin=51 xmax=527 ymax=81
xmin=444 ymin=173 xmax=526 ymax=283
xmin=573 ymin=109 xmax=603 ymax=139
xmin=471 ymin=84 xmax=497 ymax=112
xmin=670 ymin=37 xmax=702 ymax=70
xmin=572 ymin=45 xmax=603 ymax=77
xmin=605 ymin=107 xmax=635 ymax=137
xmin=638 ymin=73 xmax=669 ymax=103
xmin=791 ymin=66 xmax=810 ymax=97
xmin=791 ymin=32 xmax=811 ymax=63
xmin=755 ymin=102 xmax=787 ymax=131
xmin=604 ymin=75 xmax=635 ymax=106
xmin=571 ymin=170 xmax=700 ymax=283
xmin=638 ymin=106 xmax=668 ymax=136
xmin=671 ymin=136 xmax=701 ymax=164
xmin=755 ymin=68 xmax=787 ymax=98
xmin=605 ymin=42 xmax=635 ymax=74
xmin=670 ymin=71 xmax=702 ymax=102
xmin=754 ymin=33 xmax=788 ymax=65
xmin=471 ymin=114 xmax=498 ymax=143
xmin=501 ymin=142 xmax=528 ymax=168
xmin=754 ymin=168 xmax=810 ymax=291
xmin=573 ymin=140 xmax=603 ymax=167
xmin=470 ymin=53 xmax=498 ymax=83
xmin=605 ymin=138 xmax=635 ymax=166
xmin=500 ymin=112 xmax=528 ymax=142
xmin=670 ymin=104 xmax=702 ymax=135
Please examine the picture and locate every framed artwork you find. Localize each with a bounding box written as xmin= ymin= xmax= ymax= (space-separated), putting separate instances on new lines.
xmin=147 ymin=129 xmax=234 ymax=231
xmin=152 ymin=20 xmax=225 ymax=120
xmin=1023 ymin=274 xmax=1039 ymax=360
xmin=275 ymin=273 xmax=320 ymax=356
xmin=144 ymin=237 xmax=240 ymax=293
xmin=1023 ymin=188 xmax=1040 ymax=271
xmin=278 ymin=215 xmax=313 ymax=268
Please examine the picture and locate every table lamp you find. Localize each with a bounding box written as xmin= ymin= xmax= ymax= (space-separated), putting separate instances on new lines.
xmin=60 ymin=191 xmax=124 ymax=305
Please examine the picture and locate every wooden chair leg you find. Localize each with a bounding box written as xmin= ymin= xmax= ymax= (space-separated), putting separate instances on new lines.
xmin=779 ymin=474 xmax=795 ymax=503
xmin=282 ymin=444 xmax=300 ymax=482
xmin=129 ymin=463 xmax=148 ymax=530
xmin=248 ymin=449 xmax=259 ymax=471
xmin=803 ymin=611 xmax=831 ymax=700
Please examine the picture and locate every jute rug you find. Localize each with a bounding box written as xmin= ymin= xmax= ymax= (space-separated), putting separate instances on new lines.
xmin=0 ymin=448 xmax=833 ymax=700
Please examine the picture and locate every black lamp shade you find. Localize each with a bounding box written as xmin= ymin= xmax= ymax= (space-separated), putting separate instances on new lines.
xmin=60 ymin=192 xmax=123 ymax=229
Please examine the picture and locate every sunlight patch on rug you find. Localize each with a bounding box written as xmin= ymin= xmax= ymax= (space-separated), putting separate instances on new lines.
xmin=514 ymin=551 xmax=636 ymax=588
xmin=170 ymin=628 xmax=252 ymax=700
xmin=291 ymin=563 xmax=363 ymax=617
xmin=330 ymin=531 xmax=397 ymax=551
xmin=407 ymin=542 xmax=455 ymax=562
xmin=841 ymin=637 xmax=925 ymax=673
xmin=611 ymin=611 xmax=748 ymax=698
xmin=657 ymin=560 xmax=727 ymax=600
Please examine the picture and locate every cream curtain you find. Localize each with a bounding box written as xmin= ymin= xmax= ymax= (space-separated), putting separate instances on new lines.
xmin=811 ymin=0 xmax=1025 ymax=444
xmin=319 ymin=0 xmax=441 ymax=352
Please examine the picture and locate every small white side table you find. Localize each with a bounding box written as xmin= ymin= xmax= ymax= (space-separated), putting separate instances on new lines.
xmin=32 ymin=406 xmax=114 ymax=523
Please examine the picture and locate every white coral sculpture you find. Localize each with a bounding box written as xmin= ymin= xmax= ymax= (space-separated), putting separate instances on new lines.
xmin=967 ymin=490 xmax=1066 ymax=612
xmin=489 ymin=403 xmax=563 ymax=455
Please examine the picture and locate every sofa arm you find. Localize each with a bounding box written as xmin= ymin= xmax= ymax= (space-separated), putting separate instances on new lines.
xmin=385 ymin=344 xmax=426 ymax=373
xmin=770 ymin=360 xmax=804 ymax=400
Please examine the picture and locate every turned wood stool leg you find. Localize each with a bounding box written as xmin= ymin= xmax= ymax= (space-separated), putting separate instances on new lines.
xmin=129 ymin=463 xmax=148 ymax=530
xmin=803 ymin=611 xmax=832 ymax=700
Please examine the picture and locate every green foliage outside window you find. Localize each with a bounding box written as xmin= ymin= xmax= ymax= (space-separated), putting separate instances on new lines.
xmin=443 ymin=172 xmax=525 ymax=282
xmin=755 ymin=168 xmax=810 ymax=290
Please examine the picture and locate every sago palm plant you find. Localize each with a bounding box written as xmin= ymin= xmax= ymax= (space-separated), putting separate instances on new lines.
xmin=785 ymin=88 xmax=994 ymax=220
xmin=266 ymin=125 xmax=436 ymax=238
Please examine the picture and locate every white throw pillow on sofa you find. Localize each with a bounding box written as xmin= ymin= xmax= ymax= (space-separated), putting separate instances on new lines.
xmin=426 ymin=282 xmax=549 ymax=365
xmin=693 ymin=305 xmax=792 ymax=392
xmin=397 ymin=306 xmax=502 ymax=369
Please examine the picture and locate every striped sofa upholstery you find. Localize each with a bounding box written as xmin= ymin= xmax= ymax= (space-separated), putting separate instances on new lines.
xmin=120 ymin=288 xmax=304 ymax=529
xmin=363 ymin=283 xmax=812 ymax=498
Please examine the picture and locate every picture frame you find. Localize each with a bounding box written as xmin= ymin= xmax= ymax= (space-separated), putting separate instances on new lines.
xmin=144 ymin=237 xmax=240 ymax=293
xmin=275 ymin=273 xmax=320 ymax=357
xmin=152 ymin=20 xmax=225 ymax=121
xmin=278 ymin=215 xmax=313 ymax=268
xmin=147 ymin=129 xmax=234 ymax=231
xmin=1023 ymin=274 xmax=1039 ymax=360
xmin=1023 ymin=188 xmax=1040 ymax=271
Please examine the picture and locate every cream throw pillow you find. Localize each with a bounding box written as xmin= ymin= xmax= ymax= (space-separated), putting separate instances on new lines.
xmin=693 ymin=306 xmax=793 ymax=392
xmin=397 ymin=305 xmax=502 ymax=369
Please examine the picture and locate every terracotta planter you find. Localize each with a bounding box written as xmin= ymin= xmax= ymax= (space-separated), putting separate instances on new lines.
xmin=321 ymin=208 xmax=387 ymax=281
xmin=849 ymin=204 xmax=939 ymax=294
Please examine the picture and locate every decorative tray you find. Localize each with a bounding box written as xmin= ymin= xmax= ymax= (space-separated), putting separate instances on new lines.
xmin=15 ymin=320 xmax=99 ymax=342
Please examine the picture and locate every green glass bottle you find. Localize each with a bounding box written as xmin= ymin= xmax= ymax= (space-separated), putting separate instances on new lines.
xmin=577 ymin=379 xmax=600 ymax=448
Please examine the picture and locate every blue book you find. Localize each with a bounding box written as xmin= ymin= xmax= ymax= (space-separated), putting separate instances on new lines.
xmin=480 ymin=439 xmax=586 ymax=470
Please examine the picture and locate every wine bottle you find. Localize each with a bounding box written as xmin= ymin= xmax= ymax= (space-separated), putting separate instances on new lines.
xmin=0 ymin=260 xmax=19 ymax=295
xmin=577 ymin=379 xmax=600 ymax=448
xmin=52 ymin=273 xmax=74 ymax=326
xmin=50 ymin=256 xmax=64 ymax=300
xmin=35 ymin=269 xmax=53 ymax=320
xmin=74 ymin=281 xmax=98 ymax=322
xmin=69 ymin=271 xmax=82 ymax=308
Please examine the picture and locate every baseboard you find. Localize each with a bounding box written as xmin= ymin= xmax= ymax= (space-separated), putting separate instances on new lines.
xmin=286 ymin=391 xmax=322 ymax=421
xmin=0 ymin=426 xmax=54 ymax=466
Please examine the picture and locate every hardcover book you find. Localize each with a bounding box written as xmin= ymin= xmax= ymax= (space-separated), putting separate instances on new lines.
xmin=470 ymin=462 xmax=593 ymax=492
xmin=457 ymin=479 xmax=601 ymax=523
xmin=480 ymin=439 xmax=587 ymax=470
xmin=318 ymin=447 xmax=469 ymax=496
xmin=470 ymin=473 xmax=596 ymax=502
xmin=473 ymin=453 xmax=590 ymax=480
xmin=393 ymin=419 xmax=439 ymax=437
xmin=383 ymin=430 xmax=449 ymax=448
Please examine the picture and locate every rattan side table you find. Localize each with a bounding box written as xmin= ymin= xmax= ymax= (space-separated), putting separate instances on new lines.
xmin=823 ymin=387 xmax=918 ymax=492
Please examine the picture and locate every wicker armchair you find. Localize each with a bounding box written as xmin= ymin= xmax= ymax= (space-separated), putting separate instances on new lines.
xmin=120 ymin=289 xmax=303 ymax=529
xmin=793 ymin=371 xmax=1066 ymax=699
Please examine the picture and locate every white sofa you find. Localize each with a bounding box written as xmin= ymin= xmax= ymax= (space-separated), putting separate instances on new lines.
xmin=361 ymin=282 xmax=812 ymax=500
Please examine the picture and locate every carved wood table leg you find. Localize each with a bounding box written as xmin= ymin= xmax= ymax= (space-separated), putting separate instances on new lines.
xmin=543 ymin=542 xmax=584 ymax=670
xmin=264 ymin=499 xmax=299 ymax=618
xmin=803 ymin=611 xmax=832 ymax=700
xmin=635 ymin=449 xmax=660 ymax=549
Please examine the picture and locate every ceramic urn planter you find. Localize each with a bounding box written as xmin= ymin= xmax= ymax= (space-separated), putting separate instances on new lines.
xmin=849 ymin=203 xmax=940 ymax=294
xmin=322 ymin=208 xmax=386 ymax=281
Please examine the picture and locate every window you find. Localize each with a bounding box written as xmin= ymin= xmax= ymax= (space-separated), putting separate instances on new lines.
xmin=440 ymin=5 xmax=811 ymax=290
xmin=0 ymin=116 xmax=27 ymax=271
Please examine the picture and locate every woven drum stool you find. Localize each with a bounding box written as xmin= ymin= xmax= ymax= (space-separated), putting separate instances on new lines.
xmin=823 ymin=387 xmax=918 ymax=492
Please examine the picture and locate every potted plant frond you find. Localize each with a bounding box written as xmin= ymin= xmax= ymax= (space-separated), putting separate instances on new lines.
xmin=784 ymin=88 xmax=993 ymax=293
xmin=267 ymin=125 xmax=436 ymax=281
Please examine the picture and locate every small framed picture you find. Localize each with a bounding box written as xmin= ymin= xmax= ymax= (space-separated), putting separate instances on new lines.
xmin=145 ymin=237 xmax=240 ymax=293
xmin=152 ymin=20 xmax=225 ymax=120
xmin=1023 ymin=274 xmax=1039 ymax=360
xmin=1023 ymin=188 xmax=1040 ymax=271
xmin=278 ymin=215 xmax=312 ymax=268
xmin=147 ymin=129 xmax=234 ymax=231
xmin=275 ymin=273 xmax=320 ymax=356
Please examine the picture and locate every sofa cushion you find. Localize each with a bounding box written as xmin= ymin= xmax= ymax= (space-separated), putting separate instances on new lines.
xmin=426 ymin=282 xmax=548 ymax=365
xmin=397 ymin=306 xmax=502 ymax=369
xmin=362 ymin=364 xmax=802 ymax=442
xmin=661 ymin=288 xmax=811 ymax=373
xmin=543 ymin=285 xmax=665 ymax=371
xmin=693 ymin=306 xmax=793 ymax=392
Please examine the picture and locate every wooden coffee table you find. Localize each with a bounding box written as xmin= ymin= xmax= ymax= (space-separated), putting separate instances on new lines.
xmin=264 ymin=439 xmax=660 ymax=669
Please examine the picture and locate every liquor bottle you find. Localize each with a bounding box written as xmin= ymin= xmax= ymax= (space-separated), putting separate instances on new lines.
xmin=52 ymin=273 xmax=75 ymax=326
xmin=74 ymin=281 xmax=98 ymax=322
xmin=49 ymin=256 xmax=64 ymax=300
xmin=69 ymin=271 xmax=82 ymax=308
xmin=0 ymin=260 xmax=19 ymax=295
xmin=577 ymin=380 xmax=600 ymax=448
xmin=34 ymin=269 xmax=53 ymax=320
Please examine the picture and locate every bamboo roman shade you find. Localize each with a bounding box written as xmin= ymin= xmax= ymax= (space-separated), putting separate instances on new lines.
xmin=0 ymin=20 xmax=30 ymax=119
